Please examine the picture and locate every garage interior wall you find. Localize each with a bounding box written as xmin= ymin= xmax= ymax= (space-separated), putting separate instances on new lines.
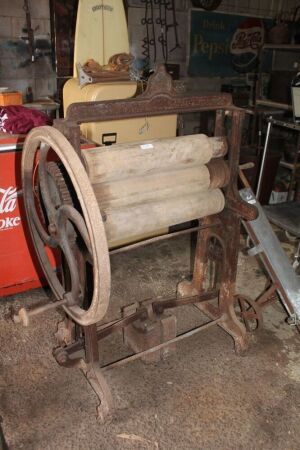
xmin=0 ymin=0 xmax=55 ymax=100
xmin=129 ymin=0 xmax=300 ymax=88
xmin=0 ymin=0 xmax=300 ymax=100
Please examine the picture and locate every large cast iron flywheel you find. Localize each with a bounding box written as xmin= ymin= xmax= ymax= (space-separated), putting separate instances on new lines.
xmin=22 ymin=126 xmax=111 ymax=326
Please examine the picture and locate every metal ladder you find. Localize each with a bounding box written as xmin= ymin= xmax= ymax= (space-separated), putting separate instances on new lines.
xmin=240 ymin=187 xmax=300 ymax=323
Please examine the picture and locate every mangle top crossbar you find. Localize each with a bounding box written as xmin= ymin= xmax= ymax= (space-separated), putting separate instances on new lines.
xmin=54 ymin=64 xmax=243 ymax=156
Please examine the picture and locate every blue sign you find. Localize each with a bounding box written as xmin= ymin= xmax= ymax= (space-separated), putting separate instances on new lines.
xmin=188 ymin=10 xmax=271 ymax=77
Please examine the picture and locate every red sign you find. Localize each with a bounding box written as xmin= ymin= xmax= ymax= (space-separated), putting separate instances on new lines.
xmin=0 ymin=138 xmax=55 ymax=296
xmin=230 ymin=18 xmax=264 ymax=72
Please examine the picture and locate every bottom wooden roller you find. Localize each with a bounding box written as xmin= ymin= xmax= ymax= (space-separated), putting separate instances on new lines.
xmin=104 ymin=189 xmax=225 ymax=247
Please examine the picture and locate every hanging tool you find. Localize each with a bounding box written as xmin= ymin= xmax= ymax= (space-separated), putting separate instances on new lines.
xmin=141 ymin=0 xmax=157 ymax=66
xmin=166 ymin=0 xmax=181 ymax=54
xmin=23 ymin=0 xmax=35 ymax=62
xmin=155 ymin=0 xmax=169 ymax=62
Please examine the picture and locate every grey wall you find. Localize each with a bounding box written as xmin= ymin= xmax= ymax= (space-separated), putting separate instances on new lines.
xmin=128 ymin=0 xmax=300 ymax=92
xmin=1 ymin=0 xmax=299 ymax=102
xmin=217 ymin=0 xmax=299 ymax=17
xmin=0 ymin=0 xmax=55 ymax=101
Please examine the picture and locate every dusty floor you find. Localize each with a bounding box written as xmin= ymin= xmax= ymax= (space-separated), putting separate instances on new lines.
xmin=0 ymin=235 xmax=300 ymax=450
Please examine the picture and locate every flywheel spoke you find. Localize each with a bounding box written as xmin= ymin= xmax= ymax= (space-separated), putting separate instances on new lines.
xmin=60 ymin=235 xmax=81 ymax=302
xmin=38 ymin=143 xmax=57 ymax=222
xmin=27 ymin=187 xmax=57 ymax=247
xmin=57 ymin=205 xmax=93 ymax=257
xmin=30 ymin=206 xmax=58 ymax=247
xmin=55 ymin=204 xmax=94 ymax=303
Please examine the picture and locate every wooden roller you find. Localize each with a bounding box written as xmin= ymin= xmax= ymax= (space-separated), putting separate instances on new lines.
xmin=93 ymin=165 xmax=211 ymax=209
xmin=92 ymin=160 xmax=229 ymax=211
xmin=82 ymin=134 xmax=228 ymax=183
xmin=104 ymin=189 xmax=225 ymax=247
xmin=81 ymin=135 xmax=229 ymax=246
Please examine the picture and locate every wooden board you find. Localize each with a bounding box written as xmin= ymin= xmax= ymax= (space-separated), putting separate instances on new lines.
xmin=73 ymin=0 xmax=129 ymax=76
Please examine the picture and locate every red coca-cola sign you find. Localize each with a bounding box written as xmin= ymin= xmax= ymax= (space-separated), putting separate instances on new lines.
xmin=0 ymin=186 xmax=21 ymax=231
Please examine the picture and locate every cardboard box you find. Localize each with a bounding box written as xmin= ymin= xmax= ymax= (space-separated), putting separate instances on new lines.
xmin=0 ymin=91 xmax=23 ymax=106
xmin=269 ymin=191 xmax=295 ymax=204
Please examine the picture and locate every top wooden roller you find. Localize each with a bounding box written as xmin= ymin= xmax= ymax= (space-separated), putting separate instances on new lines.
xmin=82 ymin=134 xmax=227 ymax=184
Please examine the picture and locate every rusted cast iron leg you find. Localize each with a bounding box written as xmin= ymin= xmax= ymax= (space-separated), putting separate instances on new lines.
xmin=178 ymin=212 xmax=249 ymax=353
xmin=178 ymin=216 xmax=212 ymax=298
xmin=178 ymin=110 xmax=249 ymax=353
xmin=81 ymin=324 xmax=114 ymax=421
xmin=54 ymin=320 xmax=114 ymax=421
xmin=215 ymin=211 xmax=249 ymax=353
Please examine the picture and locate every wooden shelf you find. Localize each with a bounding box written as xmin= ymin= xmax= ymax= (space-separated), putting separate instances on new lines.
xmin=256 ymin=99 xmax=292 ymax=110
xmin=263 ymin=44 xmax=300 ymax=50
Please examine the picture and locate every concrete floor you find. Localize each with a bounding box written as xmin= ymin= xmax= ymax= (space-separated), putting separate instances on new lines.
xmin=0 ymin=235 xmax=300 ymax=450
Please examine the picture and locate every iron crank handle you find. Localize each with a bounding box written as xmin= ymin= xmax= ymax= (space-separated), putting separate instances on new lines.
xmin=13 ymin=296 xmax=70 ymax=327
xmin=239 ymin=162 xmax=255 ymax=171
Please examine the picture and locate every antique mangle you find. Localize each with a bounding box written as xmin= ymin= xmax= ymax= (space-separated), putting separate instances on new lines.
xmin=14 ymin=66 xmax=257 ymax=420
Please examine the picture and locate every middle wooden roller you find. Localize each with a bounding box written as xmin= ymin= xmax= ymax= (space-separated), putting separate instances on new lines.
xmin=81 ymin=134 xmax=229 ymax=246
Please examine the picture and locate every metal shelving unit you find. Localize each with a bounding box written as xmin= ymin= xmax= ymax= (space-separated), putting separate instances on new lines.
xmin=257 ymin=117 xmax=300 ymax=202
xmin=255 ymin=44 xmax=300 ymax=109
xmin=250 ymin=44 xmax=300 ymax=201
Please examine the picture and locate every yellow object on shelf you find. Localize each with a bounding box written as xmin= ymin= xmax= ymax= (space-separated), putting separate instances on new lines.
xmin=64 ymin=79 xmax=177 ymax=144
xmin=64 ymin=0 xmax=177 ymax=146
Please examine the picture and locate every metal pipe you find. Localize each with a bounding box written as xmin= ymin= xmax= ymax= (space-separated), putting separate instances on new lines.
xmin=256 ymin=118 xmax=272 ymax=199
xmin=102 ymin=318 xmax=222 ymax=371
xmin=13 ymin=298 xmax=68 ymax=327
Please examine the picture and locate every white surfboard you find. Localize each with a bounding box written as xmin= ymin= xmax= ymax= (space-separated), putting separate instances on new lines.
xmin=73 ymin=0 xmax=129 ymax=76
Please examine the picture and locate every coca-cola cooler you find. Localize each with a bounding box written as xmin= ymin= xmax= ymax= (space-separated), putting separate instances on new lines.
xmin=0 ymin=132 xmax=56 ymax=296
xmin=0 ymin=132 xmax=93 ymax=296
xmin=0 ymin=132 xmax=95 ymax=297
